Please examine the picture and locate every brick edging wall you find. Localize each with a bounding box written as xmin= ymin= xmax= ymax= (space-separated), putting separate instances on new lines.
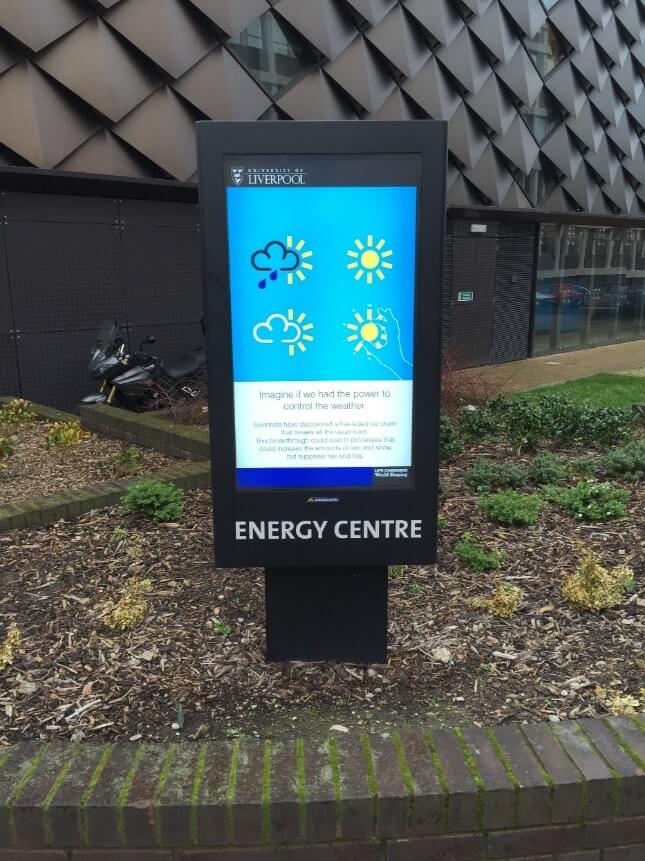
xmin=0 ymin=716 xmax=642 ymax=859
xmin=0 ymin=396 xmax=78 ymax=424
xmin=80 ymin=404 xmax=210 ymax=461
xmin=0 ymin=462 xmax=210 ymax=533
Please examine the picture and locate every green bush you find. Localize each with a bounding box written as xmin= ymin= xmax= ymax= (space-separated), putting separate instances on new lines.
xmin=601 ymin=440 xmax=645 ymax=481
xmin=458 ymin=405 xmax=498 ymax=442
xmin=551 ymin=481 xmax=630 ymax=521
xmin=122 ymin=479 xmax=184 ymax=522
xmin=454 ymin=532 xmax=504 ymax=572
xmin=0 ymin=435 xmax=13 ymax=470
xmin=460 ymin=393 xmax=635 ymax=451
xmin=0 ymin=398 xmax=35 ymax=428
xmin=439 ymin=413 xmax=463 ymax=463
xmin=570 ymin=456 xmax=601 ymax=477
xmin=478 ymin=490 xmax=543 ymax=526
xmin=528 ymin=451 xmax=569 ymax=485
xmin=465 ymin=458 xmax=527 ymax=492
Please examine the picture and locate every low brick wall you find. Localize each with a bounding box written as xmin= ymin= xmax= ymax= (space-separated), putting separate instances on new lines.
xmin=0 ymin=716 xmax=642 ymax=859
xmin=0 ymin=396 xmax=78 ymax=424
xmin=80 ymin=404 xmax=210 ymax=461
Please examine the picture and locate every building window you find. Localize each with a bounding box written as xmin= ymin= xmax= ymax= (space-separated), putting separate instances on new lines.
xmin=227 ymin=10 xmax=316 ymax=97
xmin=521 ymin=88 xmax=563 ymax=142
xmin=533 ymin=223 xmax=645 ymax=355
xmin=524 ymin=20 xmax=567 ymax=78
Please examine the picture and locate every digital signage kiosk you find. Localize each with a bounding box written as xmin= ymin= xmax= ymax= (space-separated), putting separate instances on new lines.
xmin=198 ymin=122 xmax=446 ymax=662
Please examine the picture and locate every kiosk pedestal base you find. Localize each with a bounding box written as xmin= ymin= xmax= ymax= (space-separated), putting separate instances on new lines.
xmin=265 ymin=566 xmax=388 ymax=664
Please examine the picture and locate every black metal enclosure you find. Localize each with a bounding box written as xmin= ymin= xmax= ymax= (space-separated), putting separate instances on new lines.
xmin=0 ymin=175 xmax=203 ymax=411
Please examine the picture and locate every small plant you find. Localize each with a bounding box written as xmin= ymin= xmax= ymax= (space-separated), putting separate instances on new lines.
xmin=457 ymin=405 xmax=498 ymax=442
xmin=601 ymin=440 xmax=645 ymax=481
xmin=101 ymin=578 xmax=153 ymax=630
xmin=112 ymin=444 xmax=144 ymax=478
xmin=0 ymin=435 xmax=13 ymax=470
xmin=528 ymin=451 xmax=569 ymax=485
xmin=439 ymin=413 xmax=463 ymax=463
xmin=407 ymin=583 xmax=423 ymax=595
xmin=213 ymin=621 xmax=232 ymax=636
xmin=455 ymin=532 xmax=504 ymax=572
xmin=562 ymin=548 xmax=634 ymax=612
xmin=0 ymin=398 xmax=35 ymax=427
xmin=0 ymin=624 xmax=21 ymax=672
xmin=46 ymin=420 xmax=88 ymax=449
xmin=110 ymin=526 xmax=128 ymax=545
xmin=469 ymin=580 xmax=523 ymax=618
xmin=464 ymin=458 xmax=527 ymax=492
xmin=570 ymin=456 xmax=600 ymax=477
xmin=594 ymin=686 xmax=641 ymax=716
xmin=478 ymin=490 xmax=542 ymax=526
xmin=553 ymin=481 xmax=630 ymax=521
xmin=122 ymin=480 xmax=184 ymax=523
xmin=437 ymin=515 xmax=446 ymax=531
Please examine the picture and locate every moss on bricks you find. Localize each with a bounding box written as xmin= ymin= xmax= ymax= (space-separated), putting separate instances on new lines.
xmin=116 ymin=745 xmax=145 ymax=846
xmin=519 ymin=727 xmax=556 ymax=824
xmin=79 ymin=745 xmax=112 ymax=846
xmin=358 ymin=732 xmax=379 ymax=837
xmin=225 ymin=738 xmax=241 ymax=843
xmin=295 ymin=738 xmax=307 ymax=842
xmin=43 ymin=746 xmax=80 ymax=845
xmin=547 ymin=724 xmax=589 ymax=821
xmin=575 ymin=721 xmax=622 ymax=814
xmin=485 ymin=727 xmax=521 ymax=825
xmin=261 ymin=740 xmax=272 ymax=843
xmin=423 ymin=730 xmax=450 ymax=827
xmin=604 ymin=719 xmax=645 ymax=771
xmin=153 ymin=744 xmax=176 ymax=846
xmin=453 ymin=728 xmax=485 ymax=830
xmin=7 ymin=744 xmax=47 ymax=844
xmin=189 ymin=743 xmax=208 ymax=847
xmin=327 ymin=737 xmax=342 ymax=839
xmin=392 ymin=732 xmax=415 ymax=832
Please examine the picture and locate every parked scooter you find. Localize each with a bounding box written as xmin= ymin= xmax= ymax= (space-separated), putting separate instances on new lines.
xmin=81 ymin=321 xmax=206 ymax=412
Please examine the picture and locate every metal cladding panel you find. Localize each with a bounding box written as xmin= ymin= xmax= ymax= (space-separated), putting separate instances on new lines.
xmin=14 ymin=329 xmax=93 ymax=411
xmin=0 ymin=335 xmax=19 ymax=397
xmin=449 ymin=234 xmax=497 ymax=367
xmin=0 ymin=0 xmax=643 ymax=215
xmin=128 ymin=321 xmax=204 ymax=361
xmin=0 ymin=224 xmax=12 ymax=333
xmin=5 ymin=220 xmax=125 ymax=333
xmin=491 ymin=223 xmax=535 ymax=363
xmin=119 ymin=198 xmax=200 ymax=227
xmin=2 ymin=190 xmax=117 ymax=223
xmin=121 ymin=224 xmax=202 ymax=325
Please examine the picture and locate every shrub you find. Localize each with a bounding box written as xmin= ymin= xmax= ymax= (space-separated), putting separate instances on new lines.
xmin=46 ymin=420 xmax=88 ymax=449
xmin=562 ymin=549 xmax=634 ymax=611
xmin=122 ymin=479 xmax=184 ymax=522
xmin=465 ymin=458 xmax=527 ymax=492
xmin=455 ymin=532 xmax=504 ymax=572
xmin=528 ymin=451 xmax=569 ymax=485
xmin=0 ymin=398 xmax=35 ymax=427
xmin=570 ymin=456 xmax=600 ymax=477
xmin=112 ymin=444 xmax=144 ymax=478
xmin=552 ymin=481 xmax=629 ymax=521
xmin=101 ymin=578 xmax=152 ymax=630
xmin=478 ymin=490 xmax=542 ymax=526
xmin=0 ymin=624 xmax=21 ymax=672
xmin=439 ymin=413 xmax=463 ymax=463
xmin=457 ymin=405 xmax=498 ymax=442
xmin=469 ymin=580 xmax=523 ymax=618
xmin=601 ymin=440 xmax=645 ymax=481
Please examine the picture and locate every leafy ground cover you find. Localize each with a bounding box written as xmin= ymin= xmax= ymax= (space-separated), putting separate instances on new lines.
xmin=0 ymin=422 xmax=178 ymax=505
xmin=0 ymin=427 xmax=642 ymax=742
xmin=520 ymin=372 xmax=645 ymax=408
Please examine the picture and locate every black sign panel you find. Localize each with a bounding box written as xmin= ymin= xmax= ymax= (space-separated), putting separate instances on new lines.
xmin=197 ymin=121 xmax=446 ymax=568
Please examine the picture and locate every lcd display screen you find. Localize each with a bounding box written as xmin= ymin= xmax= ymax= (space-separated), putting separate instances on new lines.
xmin=225 ymin=155 xmax=420 ymax=490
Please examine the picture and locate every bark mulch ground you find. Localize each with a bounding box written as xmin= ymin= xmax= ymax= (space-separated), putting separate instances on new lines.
xmin=0 ymin=422 xmax=179 ymax=505
xmin=0 ymin=436 xmax=642 ymax=743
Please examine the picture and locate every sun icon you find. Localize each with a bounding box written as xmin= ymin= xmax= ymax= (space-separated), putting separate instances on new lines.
xmin=287 ymin=308 xmax=314 ymax=356
xmin=346 ymin=235 xmax=393 ymax=284
xmin=343 ymin=307 xmax=388 ymax=353
xmin=286 ymin=236 xmax=314 ymax=284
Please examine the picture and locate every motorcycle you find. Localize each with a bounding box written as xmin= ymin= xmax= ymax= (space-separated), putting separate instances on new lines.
xmin=81 ymin=321 xmax=206 ymax=412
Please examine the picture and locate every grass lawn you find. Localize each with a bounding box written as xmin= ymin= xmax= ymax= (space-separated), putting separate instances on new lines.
xmin=524 ymin=372 xmax=645 ymax=408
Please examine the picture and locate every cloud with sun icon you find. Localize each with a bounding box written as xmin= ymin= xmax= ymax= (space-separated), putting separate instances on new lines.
xmin=252 ymin=310 xmax=314 ymax=357
xmin=346 ymin=235 xmax=393 ymax=284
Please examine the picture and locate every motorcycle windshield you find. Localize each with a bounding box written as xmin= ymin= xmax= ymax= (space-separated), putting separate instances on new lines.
xmin=94 ymin=321 xmax=119 ymax=352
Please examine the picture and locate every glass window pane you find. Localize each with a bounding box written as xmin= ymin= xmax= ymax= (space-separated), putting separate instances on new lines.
xmin=521 ymin=88 xmax=563 ymax=142
xmin=524 ymin=21 xmax=567 ymax=78
xmin=534 ymin=222 xmax=645 ymax=355
xmin=228 ymin=10 xmax=316 ymax=97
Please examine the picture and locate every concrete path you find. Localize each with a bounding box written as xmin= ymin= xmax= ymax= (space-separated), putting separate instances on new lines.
xmin=456 ymin=339 xmax=645 ymax=393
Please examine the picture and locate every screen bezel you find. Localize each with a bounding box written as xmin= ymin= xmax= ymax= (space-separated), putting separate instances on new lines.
xmin=198 ymin=121 xmax=446 ymax=568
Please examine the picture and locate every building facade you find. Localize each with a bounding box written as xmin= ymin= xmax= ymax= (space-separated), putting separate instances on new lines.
xmin=0 ymin=0 xmax=644 ymax=408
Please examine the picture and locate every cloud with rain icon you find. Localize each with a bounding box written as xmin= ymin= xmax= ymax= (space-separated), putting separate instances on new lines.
xmin=251 ymin=240 xmax=299 ymax=289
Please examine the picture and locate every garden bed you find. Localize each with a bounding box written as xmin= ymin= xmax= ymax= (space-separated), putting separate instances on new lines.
xmin=0 ymin=428 xmax=642 ymax=743
xmin=0 ymin=421 xmax=179 ymax=505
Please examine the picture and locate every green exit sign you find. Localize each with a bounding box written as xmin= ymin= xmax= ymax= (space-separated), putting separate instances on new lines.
xmin=457 ymin=291 xmax=474 ymax=303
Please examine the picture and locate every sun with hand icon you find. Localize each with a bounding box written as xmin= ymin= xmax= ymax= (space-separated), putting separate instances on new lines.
xmin=343 ymin=306 xmax=388 ymax=353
